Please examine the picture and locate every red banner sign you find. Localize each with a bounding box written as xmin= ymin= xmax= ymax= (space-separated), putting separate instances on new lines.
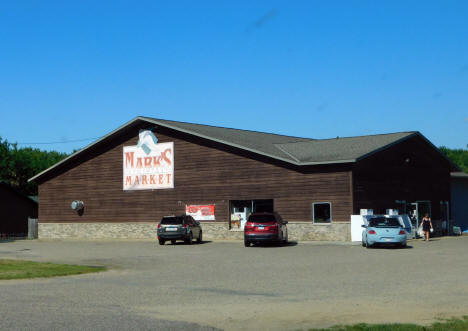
xmin=186 ymin=205 xmax=215 ymax=221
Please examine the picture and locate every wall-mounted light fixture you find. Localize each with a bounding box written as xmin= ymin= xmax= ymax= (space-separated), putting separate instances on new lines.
xmin=71 ymin=200 xmax=84 ymax=211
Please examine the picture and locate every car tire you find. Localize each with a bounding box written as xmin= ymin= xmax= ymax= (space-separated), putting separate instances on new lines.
xmin=185 ymin=232 xmax=193 ymax=245
xmin=244 ymin=240 xmax=250 ymax=247
xmin=366 ymin=240 xmax=372 ymax=249
xmin=197 ymin=231 xmax=202 ymax=244
xmin=171 ymin=239 xmax=176 ymax=245
xmin=362 ymin=241 xmax=365 ymax=247
xmin=159 ymin=239 xmax=165 ymax=245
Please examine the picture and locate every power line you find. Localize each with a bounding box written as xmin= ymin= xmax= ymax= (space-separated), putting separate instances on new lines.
xmin=16 ymin=137 xmax=102 ymax=145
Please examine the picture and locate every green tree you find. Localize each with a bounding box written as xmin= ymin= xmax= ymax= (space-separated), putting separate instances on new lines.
xmin=439 ymin=145 xmax=468 ymax=173
xmin=0 ymin=137 xmax=15 ymax=183
xmin=0 ymin=136 xmax=68 ymax=196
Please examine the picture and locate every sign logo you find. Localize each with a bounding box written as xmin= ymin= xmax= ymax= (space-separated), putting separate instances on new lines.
xmin=123 ymin=130 xmax=174 ymax=190
xmin=186 ymin=205 xmax=215 ymax=221
xmin=137 ymin=130 xmax=158 ymax=155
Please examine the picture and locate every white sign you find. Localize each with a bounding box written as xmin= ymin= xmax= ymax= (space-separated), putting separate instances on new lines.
xmin=123 ymin=130 xmax=174 ymax=190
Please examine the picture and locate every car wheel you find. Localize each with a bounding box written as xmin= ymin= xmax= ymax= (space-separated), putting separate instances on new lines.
xmin=185 ymin=232 xmax=193 ymax=245
xmin=244 ymin=240 xmax=250 ymax=247
xmin=366 ymin=240 xmax=371 ymax=249
xmin=362 ymin=241 xmax=365 ymax=247
xmin=171 ymin=239 xmax=176 ymax=245
xmin=159 ymin=239 xmax=165 ymax=245
xmin=197 ymin=231 xmax=202 ymax=244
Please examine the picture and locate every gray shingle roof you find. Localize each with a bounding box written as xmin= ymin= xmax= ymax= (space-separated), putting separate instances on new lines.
xmin=141 ymin=117 xmax=314 ymax=163
xmin=141 ymin=117 xmax=417 ymax=165
xmin=29 ymin=116 xmax=428 ymax=182
xmin=274 ymin=132 xmax=416 ymax=164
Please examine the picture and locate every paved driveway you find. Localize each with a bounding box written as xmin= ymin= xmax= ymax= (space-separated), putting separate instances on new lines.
xmin=1 ymin=237 xmax=468 ymax=330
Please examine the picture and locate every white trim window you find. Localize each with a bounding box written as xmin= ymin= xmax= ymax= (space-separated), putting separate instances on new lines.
xmin=313 ymin=202 xmax=332 ymax=224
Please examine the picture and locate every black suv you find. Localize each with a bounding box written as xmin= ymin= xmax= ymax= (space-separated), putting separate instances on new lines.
xmin=157 ymin=215 xmax=202 ymax=245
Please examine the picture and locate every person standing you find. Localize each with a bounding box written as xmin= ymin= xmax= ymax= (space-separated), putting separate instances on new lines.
xmin=420 ymin=213 xmax=433 ymax=241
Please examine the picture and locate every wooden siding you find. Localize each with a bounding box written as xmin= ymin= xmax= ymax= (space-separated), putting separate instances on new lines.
xmin=353 ymin=135 xmax=452 ymax=219
xmin=38 ymin=126 xmax=353 ymax=224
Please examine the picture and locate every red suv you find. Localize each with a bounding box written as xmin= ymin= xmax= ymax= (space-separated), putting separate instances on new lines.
xmin=244 ymin=212 xmax=288 ymax=247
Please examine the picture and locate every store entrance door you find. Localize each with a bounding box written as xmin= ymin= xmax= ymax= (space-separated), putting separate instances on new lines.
xmin=408 ymin=201 xmax=431 ymax=237
xmin=229 ymin=199 xmax=273 ymax=230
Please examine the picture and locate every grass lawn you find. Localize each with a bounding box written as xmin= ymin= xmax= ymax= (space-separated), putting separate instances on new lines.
xmin=0 ymin=259 xmax=106 ymax=280
xmin=309 ymin=316 xmax=468 ymax=331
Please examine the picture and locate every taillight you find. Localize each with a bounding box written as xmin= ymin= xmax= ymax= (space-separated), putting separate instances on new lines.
xmin=183 ymin=224 xmax=189 ymax=228
xmin=157 ymin=224 xmax=161 ymax=229
xmin=267 ymin=224 xmax=279 ymax=232
xmin=399 ymin=230 xmax=406 ymax=235
xmin=368 ymin=230 xmax=376 ymax=235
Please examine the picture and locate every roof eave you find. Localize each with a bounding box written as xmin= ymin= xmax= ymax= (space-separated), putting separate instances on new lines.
xmin=354 ymin=131 xmax=461 ymax=171
xmin=142 ymin=118 xmax=356 ymax=166
xmin=29 ymin=116 xmax=306 ymax=183
xmin=354 ymin=132 xmax=418 ymax=162
xmin=29 ymin=118 xmax=434 ymax=184
xmin=415 ymin=133 xmax=462 ymax=172
xmin=299 ymin=159 xmax=356 ymax=166
xmin=141 ymin=117 xmax=301 ymax=165
xmin=28 ymin=117 xmax=145 ymax=183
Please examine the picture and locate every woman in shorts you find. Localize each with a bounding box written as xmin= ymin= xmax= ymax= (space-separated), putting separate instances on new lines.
xmin=420 ymin=213 xmax=433 ymax=241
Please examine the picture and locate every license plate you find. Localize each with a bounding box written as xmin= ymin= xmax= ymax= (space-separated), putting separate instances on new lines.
xmin=384 ymin=238 xmax=393 ymax=242
xmin=166 ymin=227 xmax=177 ymax=231
xmin=258 ymin=226 xmax=264 ymax=230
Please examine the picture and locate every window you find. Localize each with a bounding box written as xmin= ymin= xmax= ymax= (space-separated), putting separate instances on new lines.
xmin=160 ymin=216 xmax=184 ymax=225
xmin=313 ymin=202 xmax=332 ymax=223
xmin=247 ymin=214 xmax=276 ymax=223
xmin=368 ymin=217 xmax=400 ymax=227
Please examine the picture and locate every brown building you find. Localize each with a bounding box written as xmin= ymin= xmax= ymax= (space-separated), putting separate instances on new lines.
xmin=451 ymin=172 xmax=468 ymax=233
xmin=0 ymin=181 xmax=38 ymax=237
xmin=29 ymin=117 xmax=459 ymax=240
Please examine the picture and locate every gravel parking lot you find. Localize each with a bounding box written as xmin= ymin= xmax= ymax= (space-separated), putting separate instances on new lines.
xmin=1 ymin=237 xmax=468 ymax=330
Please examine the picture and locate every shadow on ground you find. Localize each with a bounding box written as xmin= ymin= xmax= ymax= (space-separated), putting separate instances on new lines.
xmin=365 ymin=245 xmax=413 ymax=249
xmin=160 ymin=240 xmax=214 ymax=246
xmin=248 ymin=241 xmax=298 ymax=248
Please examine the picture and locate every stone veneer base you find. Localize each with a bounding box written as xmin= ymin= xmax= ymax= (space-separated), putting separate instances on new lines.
xmin=38 ymin=222 xmax=351 ymax=241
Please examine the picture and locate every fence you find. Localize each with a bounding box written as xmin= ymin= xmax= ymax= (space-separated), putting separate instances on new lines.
xmin=28 ymin=218 xmax=38 ymax=239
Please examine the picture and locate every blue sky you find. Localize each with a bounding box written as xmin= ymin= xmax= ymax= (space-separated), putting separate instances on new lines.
xmin=0 ymin=1 xmax=467 ymax=153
